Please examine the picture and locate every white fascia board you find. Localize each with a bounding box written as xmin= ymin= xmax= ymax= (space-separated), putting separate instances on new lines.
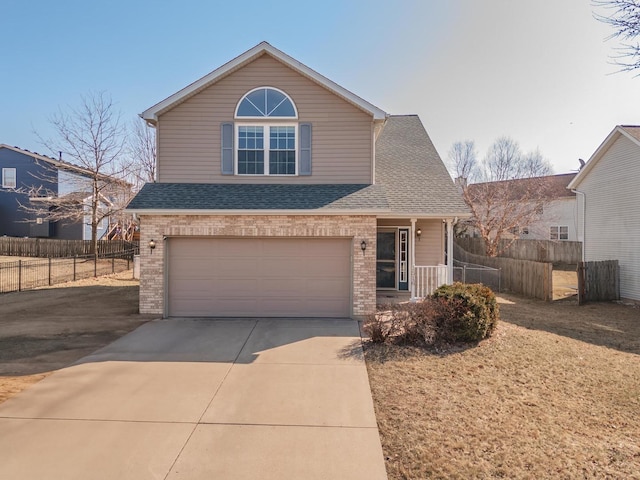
xmin=377 ymin=212 xmax=472 ymax=220
xmin=140 ymin=42 xmax=387 ymax=123
xmin=567 ymin=126 xmax=640 ymax=189
xmin=125 ymin=208 xmax=388 ymax=216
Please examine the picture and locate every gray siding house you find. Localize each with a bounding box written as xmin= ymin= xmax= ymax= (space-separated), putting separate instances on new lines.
xmin=0 ymin=144 xmax=110 ymax=240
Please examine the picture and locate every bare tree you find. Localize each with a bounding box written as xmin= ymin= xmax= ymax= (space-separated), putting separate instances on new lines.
xmin=594 ymin=0 xmax=640 ymax=72
xmin=450 ymin=137 xmax=554 ymax=257
xmin=23 ymin=92 xmax=130 ymax=254
xmin=128 ymin=118 xmax=156 ymax=188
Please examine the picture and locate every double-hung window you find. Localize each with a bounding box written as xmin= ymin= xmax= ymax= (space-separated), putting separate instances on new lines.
xmin=550 ymin=225 xmax=568 ymax=240
xmin=234 ymin=87 xmax=298 ymax=176
xmin=2 ymin=168 xmax=16 ymax=188
xmin=237 ymin=125 xmax=296 ymax=175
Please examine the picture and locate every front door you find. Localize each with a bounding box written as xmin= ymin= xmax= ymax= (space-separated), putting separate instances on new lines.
xmin=376 ymin=229 xmax=410 ymax=291
xmin=376 ymin=231 xmax=396 ymax=289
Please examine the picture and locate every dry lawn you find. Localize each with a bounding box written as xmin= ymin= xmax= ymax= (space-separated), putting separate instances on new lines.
xmin=0 ymin=270 xmax=148 ymax=403
xmin=365 ymin=295 xmax=640 ymax=479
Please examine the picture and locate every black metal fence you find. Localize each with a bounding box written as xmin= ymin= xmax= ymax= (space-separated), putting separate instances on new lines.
xmin=0 ymin=250 xmax=136 ymax=294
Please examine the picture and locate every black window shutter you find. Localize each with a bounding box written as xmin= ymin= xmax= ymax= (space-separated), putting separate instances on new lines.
xmin=298 ymin=123 xmax=312 ymax=176
xmin=221 ymin=122 xmax=234 ymax=175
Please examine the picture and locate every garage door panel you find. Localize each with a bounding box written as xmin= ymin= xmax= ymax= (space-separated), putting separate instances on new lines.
xmin=168 ymin=238 xmax=351 ymax=317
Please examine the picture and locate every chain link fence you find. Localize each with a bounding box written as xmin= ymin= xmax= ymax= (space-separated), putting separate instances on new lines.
xmin=453 ymin=259 xmax=501 ymax=292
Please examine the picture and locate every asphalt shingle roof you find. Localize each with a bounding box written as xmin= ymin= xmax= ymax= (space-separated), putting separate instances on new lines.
xmin=127 ymin=115 xmax=469 ymax=217
xmin=375 ymin=115 xmax=469 ymax=216
xmin=127 ymin=183 xmax=387 ymax=210
xmin=467 ymin=172 xmax=577 ymax=200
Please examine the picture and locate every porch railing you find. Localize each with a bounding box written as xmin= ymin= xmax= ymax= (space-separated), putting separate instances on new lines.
xmin=412 ymin=265 xmax=448 ymax=299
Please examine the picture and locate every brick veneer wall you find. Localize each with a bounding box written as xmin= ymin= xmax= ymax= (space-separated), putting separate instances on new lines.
xmin=138 ymin=214 xmax=377 ymax=317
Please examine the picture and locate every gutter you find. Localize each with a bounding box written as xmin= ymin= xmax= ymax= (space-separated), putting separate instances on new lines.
xmin=571 ymin=189 xmax=586 ymax=262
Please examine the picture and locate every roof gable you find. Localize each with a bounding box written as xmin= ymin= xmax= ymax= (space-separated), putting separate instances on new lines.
xmin=568 ymin=125 xmax=640 ymax=189
xmin=0 ymin=144 xmax=95 ymax=178
xmin=141 ymin=42 xmax=387 ymax=123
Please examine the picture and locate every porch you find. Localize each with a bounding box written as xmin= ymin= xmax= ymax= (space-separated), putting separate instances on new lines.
xmin=376 ymin=218 xmax=454 ymax=300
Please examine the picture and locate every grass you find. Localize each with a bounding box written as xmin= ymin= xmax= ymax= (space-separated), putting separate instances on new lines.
xmin=365 ymin=295 xmax=640 ymax=479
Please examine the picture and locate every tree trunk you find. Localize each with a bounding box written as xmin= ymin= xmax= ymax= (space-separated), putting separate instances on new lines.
xmin=91 ymin=221 xmax=98 ymax=258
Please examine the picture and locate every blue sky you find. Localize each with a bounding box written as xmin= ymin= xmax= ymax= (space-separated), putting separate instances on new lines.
xmin=2 ymin=0 xmax=638 ymax=174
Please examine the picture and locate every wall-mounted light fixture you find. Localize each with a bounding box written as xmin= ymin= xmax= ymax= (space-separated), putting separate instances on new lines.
xmin=148 ymin=239 xmax=156 ymax=253
xmin=360 ymin=239 xmax=367 ymax=254
xmin=416 ymin=228 xmax=422 ymax=240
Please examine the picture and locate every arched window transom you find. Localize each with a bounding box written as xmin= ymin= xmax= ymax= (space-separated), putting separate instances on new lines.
xmin=235 ymin=87 xmax=297 ymax=118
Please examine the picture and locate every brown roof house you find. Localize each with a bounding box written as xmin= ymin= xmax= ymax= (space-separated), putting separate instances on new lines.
xmin=127 ymin=42 xmax=469 ymax=318
xmin=568 ymin=125 xmax=640 ymax=302
xmin=464 ymin=173 xmax=578 ymax=241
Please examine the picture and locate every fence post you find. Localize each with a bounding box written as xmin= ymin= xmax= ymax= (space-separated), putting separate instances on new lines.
xmin=18 ymin=260 xmax=22 ymax=292
xmin=94 ymin=254 xmax=97 ymax=277
xmin=73 ymin=256 xmax=77 ymax=281
xmin=112 ymin=256 xmax=115 ymax=274
xmin=48 ymin=257 xmax=52 ymax=286
xmin=577 ymin=262 xmax=586 ymax=305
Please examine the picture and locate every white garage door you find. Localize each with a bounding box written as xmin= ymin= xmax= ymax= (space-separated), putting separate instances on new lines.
xmin=167 ymin=238 xmax=351 ymax=317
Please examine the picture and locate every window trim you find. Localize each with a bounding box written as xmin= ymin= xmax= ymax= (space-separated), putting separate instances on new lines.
xmin=234 ymin=122 xmax=298 ymax=176
xmin=234 ymin=86 xmax=298 ymax=120
xmin=2 ymin=168 xmax=16 ymax=188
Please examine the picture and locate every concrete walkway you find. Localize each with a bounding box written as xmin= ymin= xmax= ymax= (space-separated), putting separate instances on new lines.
xmin=0 ymin=318 xmax=387 ymax=479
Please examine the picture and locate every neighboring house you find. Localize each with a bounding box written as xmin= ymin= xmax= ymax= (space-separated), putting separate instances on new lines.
xmin=568 ymin=125 xmax=640 ymax=302
xmin=0 ymin=144 xmax=110 ymax=240
xmin=463 ymin=173 xmax=579 ymax=241
xmin=127 ymin=42 xmax=469 ymax=318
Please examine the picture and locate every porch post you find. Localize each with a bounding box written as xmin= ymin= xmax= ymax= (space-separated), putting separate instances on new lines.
xmin=410 ymin=218 xmax=417 ymax=300
xmin=446 ymin=218 xmax=454 ymax=284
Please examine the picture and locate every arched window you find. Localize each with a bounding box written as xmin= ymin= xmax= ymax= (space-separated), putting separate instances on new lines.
xmin=235 ymin=87 xmax=297 ymax=118
xmin=224 ymin=87 xmax=309 ymax=176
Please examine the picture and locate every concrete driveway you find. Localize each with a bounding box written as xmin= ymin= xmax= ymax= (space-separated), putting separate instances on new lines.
xmin=0 ymin=318 xmax=387 ymax=479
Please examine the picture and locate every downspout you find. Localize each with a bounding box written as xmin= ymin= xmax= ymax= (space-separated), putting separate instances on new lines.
xmin=571 ymin=189 xmax=586 ymax=262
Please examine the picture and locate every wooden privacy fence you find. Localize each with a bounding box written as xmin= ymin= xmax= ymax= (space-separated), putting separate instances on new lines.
xmin=454 ymin=244 xmax=553 ymax=301
xmin=577 ymin=260 xmax=620 ymax=304
xmin=0 ymin=238 xmax=139 ymax=258
xmin=456 ymin=238 xmax=582 ymax=265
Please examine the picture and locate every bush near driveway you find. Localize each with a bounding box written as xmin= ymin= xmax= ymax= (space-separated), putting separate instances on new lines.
xmin=365 ymin=283 xmax=499 ymax=347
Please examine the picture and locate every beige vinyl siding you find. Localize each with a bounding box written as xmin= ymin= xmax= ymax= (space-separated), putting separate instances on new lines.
xmin=578 ymin=134 xmax=640 ymax=301
xmin=157 ymin=54 xmax=373 ymax=184
xmin=415 ymin=220 xmax=444 ymax=266
xmin=376 ymin=219 xmax=444 ymax=266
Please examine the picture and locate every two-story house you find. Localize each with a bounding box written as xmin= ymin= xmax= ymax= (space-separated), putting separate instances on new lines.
xmin=0 ymin=144 xmax=111 ymax=240
xmin=127 ymin=42 xmax=469 ymax=318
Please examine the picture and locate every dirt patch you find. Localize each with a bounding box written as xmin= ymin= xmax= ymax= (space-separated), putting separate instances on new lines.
xmin=365 ymin=294 xmax=640 ymax=479
xmin=553 ymin=268 xmax=578 ymax=300
xmin=0 ymin=270 xmax=154 ymax=403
